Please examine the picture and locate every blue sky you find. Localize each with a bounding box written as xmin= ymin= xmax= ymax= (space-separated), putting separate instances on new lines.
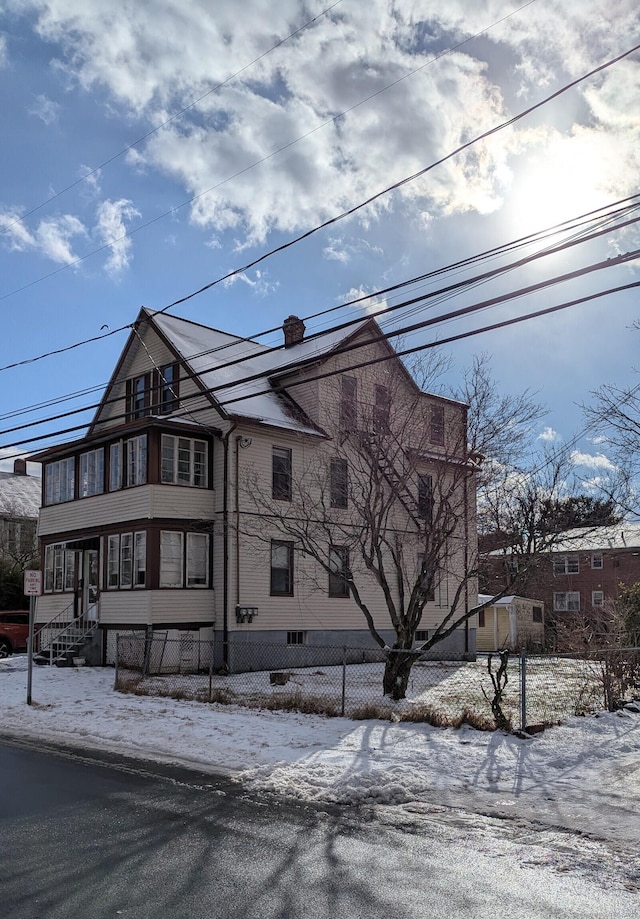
xmin=0 ymin=0 xmax=639 ymax=486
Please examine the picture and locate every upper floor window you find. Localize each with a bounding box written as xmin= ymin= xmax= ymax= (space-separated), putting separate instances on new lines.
xmin=373 ymin=384 xmax=390 ymax=434
xmin=79 ymin=448 xmax=104 ymax=498
xmin=127 ymin=373 xmax=151 ymax=420
xmin=161 ymin=435 xmax=207 ymax=487
xmin=330 ymin=457 xmax=348 ymax=508
xmin=417 ymin=474 xmax=433 ymax=521
xmin=340 ymin=375 xmax=358 ymax=431
xmin=44 ymin=457 xmax=75 ymax=505
xmin=109 ymin=435 xmax=148 ymax=490
xmin=430 ymin=405 xmax=445 ymax=445
xmin=159 ymin=363 xmax=180 ymax=414
xmin=591 ymin=553 xmax=603 ymax=569
xmin=329 ymin=545 xmax=350 ymax=598
xmin=553 ymin=555 xmax=579 ymax=576
xmin=272 ymin=447 xmax=292 ymax=501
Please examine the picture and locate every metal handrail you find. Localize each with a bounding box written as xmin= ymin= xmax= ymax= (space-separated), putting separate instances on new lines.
xmin=36 ymin=607 xmax=96 ymax=665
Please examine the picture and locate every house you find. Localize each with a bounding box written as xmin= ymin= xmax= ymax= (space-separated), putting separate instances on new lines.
xmin=32 ymin=308 xmax=477 ymax=669
xmin=546 ymin=524 xmax=640 ymax=621
xmin=0 ymin=458 xmax=41 ymax=571
xmin=475 ymin=594 xmax=544 ymax=652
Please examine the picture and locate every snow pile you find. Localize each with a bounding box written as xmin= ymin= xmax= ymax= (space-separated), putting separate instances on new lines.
xmin=1 ymin=656 xmax=639 ymax=847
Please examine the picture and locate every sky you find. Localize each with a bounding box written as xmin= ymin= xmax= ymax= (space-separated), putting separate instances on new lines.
xmin=1 ymin=654 xmax=639 ymax=909
xmin=0 ymin=0 xmax=639 ymax=481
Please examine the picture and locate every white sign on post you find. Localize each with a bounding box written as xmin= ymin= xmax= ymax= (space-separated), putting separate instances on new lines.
xmin=24 ymin=570 xmax=42 ymax=596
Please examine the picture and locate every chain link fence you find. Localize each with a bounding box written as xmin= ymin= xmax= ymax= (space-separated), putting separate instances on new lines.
xmin=114 ymin=633 xmax=640 ymax=731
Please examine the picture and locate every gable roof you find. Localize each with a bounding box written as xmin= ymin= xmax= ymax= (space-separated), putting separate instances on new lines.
xmin=550 ymin=523 xmax=640 ymax=553
xmin=148 ymin=310 xmax=375 ymax=434
xmin=0 ymin=471 xmax=41 ymax=519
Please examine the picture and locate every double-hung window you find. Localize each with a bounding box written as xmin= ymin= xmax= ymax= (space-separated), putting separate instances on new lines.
xmin=271 ymin=540 xmax=294 ymax=596
xmin=161 ymin=435 xmax=208 ymax=487
xmin=553 ymin=555 xmax=579 ymax=576
xmin=430 ymin=405 xmax=445 ymax=445
xmin=44 ymin=544 xmax=75 ymax=592
xmin=329 ymin=545 xmax=349 ymax=598
xmin=330 ymin=457 xmax=348 ymax=508
xmin=127 ymin=435 xmax=148 ymax=486
xmin=553 ymin=591 xmax=580 ymax=612
xmin=107 ymin=532 xmax=146 ymax=589
xmin=79 ymin=448 xmax=104 ymax=497
xmin=272 ymin=447 xmax=292 ymax=501
xmin=44 ymin=458 xmax=75 ymax=505
xmin=340 ymin=376 xmax=357 ymax=431
xmin=158 ymin=363 xmax=179 ymax=414
xmin=160 ymin=531 xmax=184 ymax=587
xmin=187 ymin=533 xmax=209 ymax=587
xmin=127 ymin=373 xmax=151 ymax=420
xmin=373 ymin=384 xmax=390 ymax=434
xmin=417 ymin=474 xmax=433 ymax=521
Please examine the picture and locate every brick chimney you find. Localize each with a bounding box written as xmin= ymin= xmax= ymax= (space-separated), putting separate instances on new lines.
xmin=283 ymin=315 xmax=305 ymax=348
xmin=13 ymin=458 xmax=27 ymax=475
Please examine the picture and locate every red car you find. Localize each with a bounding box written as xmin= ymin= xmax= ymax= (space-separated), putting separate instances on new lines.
xmin=0 ymin=611 xmax=30 ymax=658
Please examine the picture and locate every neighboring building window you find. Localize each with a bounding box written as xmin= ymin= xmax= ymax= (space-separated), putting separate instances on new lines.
xmin=417 ymin=555 xmax=436 ymax=601
xmin=330 ymin=457 xmax=348 ymax=508
xmin=44 ymin=544 xmax=75 ymax=592
xmin=418 ymin=474 xmax=433 ymax=520
xmin=160 ymin=531 xmax=184 ymax=588
xmin=430 ymin=405 xmax=445 ymax=445
xmin=44 ymin=457 xmax=75 ymax=505
xmin=415 ymin=630 xmax=428 ymax=642
xmin=553 ymin=555 xmax=579 ymax=575
xmin=272 ymin=447 xmax=292 ymax=501
xmin=126 ymin=435 xmax=148 ymax=487
xmin=592 ymin=591 xmax=604 ymax=608
xmin=532 ymin=605 xmax=543 ymax=623
xmin=158 ymin=363 xmax=179 ymax=414
xmin=553 ymin=591 xmax=580 ymax=612
xmin=478 ymin=608 xmax=486 ymax=628
xmin=340 ymin=375 xmax=358 ymax=431
xmin=79 ymin=448 xmax=104 ymax=498
xmin=187 ymin=533 xmax=209 ymax=587
xmin=373 ymin=384 xmax=390 ymax=434
xmin=127 ymin=373 xmax=151 ymax=420
xmin=161 ymin=435 xmax=207 ymax=487
xmin=287 ymin=630 xmax=305 ymax=645
xmin=107 ymin=532 xmax=146 ymax=589
xmin=591 ymin=553 xmax=603 ymax=569
xmin=329 ymin=545 xmax=350 ymax=598
xmin=271 ymin=540 xmax=294 ymax=596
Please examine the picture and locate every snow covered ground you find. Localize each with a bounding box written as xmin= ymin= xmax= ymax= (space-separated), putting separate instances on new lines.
xmin=2 ymin=655 xmax=639 ymax=898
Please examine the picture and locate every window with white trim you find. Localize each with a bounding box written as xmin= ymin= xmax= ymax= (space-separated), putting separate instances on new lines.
xmin=328 ymin=545 xmax=349 ymax=598
xmin=553 ymin=591 xmax=580 ymax=612
xmin=271 ymin=540 xmax=294 ymax=596
xmin=44 ymin=457 xmax=75 ymax=505
xmin=161 ymin=435 xmax=208 ymax=487
xmin=127 ymin=435 xmax=147 ymax=486
xmin=553 ymin=555 xmax=579 ymax=575
xmin=79 ymin=448 xmax=104 ymax=497
xmin=592 ymin=590 xmax=604 ymax=607
xmin=591 ymin=553 xmax=603 ymax=569
xmin=109 ymin=443 xmax=121 ymax=492
xmin=287 ymin=630 xmax=305 ymax=645
xmin=160 ymin=531 xmax=184 ymax=587
xmin=44 ymin=544 xmax=75 ymax=592
xmin=158 ymin=363 xmax=179 ymax=414
xmin=187 ymin=533 xmax=209 ymax=587
xmin=272 ymin=447 xmax=292 ymax=501
xmin=106 ymin=532 xmax=146 ymax=589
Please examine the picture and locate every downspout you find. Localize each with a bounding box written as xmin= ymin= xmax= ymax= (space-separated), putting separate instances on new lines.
xmin=463 ymin=440 xmax=470 ymax=655
xmin=221 ymin=422 xmax=237 ymax=669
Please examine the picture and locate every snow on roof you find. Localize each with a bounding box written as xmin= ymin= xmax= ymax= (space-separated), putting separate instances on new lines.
xmin=152 ymin=311 xmax=370 ymax=434
xmin=550 ymin=523 xmax=640 ymax=553
xmin=0 ymin=471 xmax=41 ymax=518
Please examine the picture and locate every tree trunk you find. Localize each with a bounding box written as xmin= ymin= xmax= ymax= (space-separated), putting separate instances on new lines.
xmin=382 ymin=649 xmax=415 ymax=701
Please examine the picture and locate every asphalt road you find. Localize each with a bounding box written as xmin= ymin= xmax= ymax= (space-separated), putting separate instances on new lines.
xmin=0 ymin=738 xmax=636 ymax=919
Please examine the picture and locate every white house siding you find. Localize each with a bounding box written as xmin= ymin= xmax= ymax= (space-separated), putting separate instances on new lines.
xmin=149 ymin=590 xmax=214 ymax=625
xmin=100 ymin=591 xmax=152 ymax=625
xmin=35 ymin=592 xmax=76 ymax=624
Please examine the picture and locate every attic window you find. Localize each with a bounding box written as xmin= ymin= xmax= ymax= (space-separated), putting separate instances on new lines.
xmin=430 ymin=405 xmax=445 ymax=445
xmin=126 ymin=373 xmax=151 ymax=420
xmin=158 ymin=363 xmax=179 ymax=414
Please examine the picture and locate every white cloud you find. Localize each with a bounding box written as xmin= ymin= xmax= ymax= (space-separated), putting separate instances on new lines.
xmin=222 ymin=268 xmax=277 ymax=297
xmin=323 ymin=238 xmax=350 ymax=263
xmin=342 ymin=286 xmax=387 ymax=317
xmin=0 ymin=34 xmax=7 ymax=68
xmin=28 ymin=93 xmax=61 ymax=125
xmin=95 ymin=198 xmax=141 ymax=275
xmin=0 ymin=209 xmax=86 ymax=264
xmin=570 ymin=450 xmax=617 ymax=472
xmin=538 ymin=426 xmax=559 ymax=442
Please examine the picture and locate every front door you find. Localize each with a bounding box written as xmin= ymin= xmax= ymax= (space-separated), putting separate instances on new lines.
xmin=83 ymin=550 xmax=99 ymax=623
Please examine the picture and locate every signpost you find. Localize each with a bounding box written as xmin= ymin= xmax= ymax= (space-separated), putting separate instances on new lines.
xmin=24 ymin=570 xmax=42 ymax=706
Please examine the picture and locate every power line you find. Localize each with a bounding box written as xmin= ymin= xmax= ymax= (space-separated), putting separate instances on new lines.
xmin=2 ymin=253 xmax=638 ymax=452
xmin=0 ymin=1 xmax=345 ymax=238
xmin=2 ymin=204 xmax=639 ymax=440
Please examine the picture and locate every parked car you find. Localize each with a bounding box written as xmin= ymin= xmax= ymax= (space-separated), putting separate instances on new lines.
xmin=0 ymin=611 xmax=30 ymax=658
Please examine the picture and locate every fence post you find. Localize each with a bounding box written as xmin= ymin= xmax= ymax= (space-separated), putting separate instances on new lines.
xmin=341 ymin=646 xmax=347 ymax=717
xmin=209 ymin=640 xmax=214 ymax=703
xmin=520 ymin=648 xmax=527 ymax=732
